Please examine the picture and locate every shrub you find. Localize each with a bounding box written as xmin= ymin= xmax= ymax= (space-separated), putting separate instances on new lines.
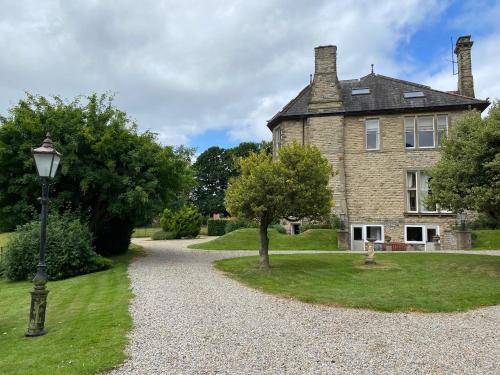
xmin=160 ymin=208 xmax=175 ymax=232
xmin=159 ymin=206 xmax=203 ymax=238
xmin=207 ymin=219 xmax=228 ymax=236
xmin=152 ymin=230 xmax=176 ymax=240
xmin=225 ymin=218 xmax=258 ymax=233
xmin=272 ymin=223 xmax=287 ymax=234
xmin=3 ymin=213 xmax=110 ymax=281
xmin=93 ymin=217 xmax=134 ymax=256
xmin=170 ymin=206 xmax=203 ymax=238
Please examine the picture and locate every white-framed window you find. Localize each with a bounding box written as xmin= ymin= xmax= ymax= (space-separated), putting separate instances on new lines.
xmin=404 ymin=224 xmax=439 ymax=244
xmin=436 ymin=115 xmax=448 ymax=146
xmin=404 ymin=114 xmax=448 ymax=149
xmin=274 ymin=126 xmax=282 ymax=151
xmin=365 ymin=118 xmax=380 ymax=150
xmin=406 ymin=171 xmax=450 ymax=213
xmin=351 ymin=224 xmax=384 ymax=243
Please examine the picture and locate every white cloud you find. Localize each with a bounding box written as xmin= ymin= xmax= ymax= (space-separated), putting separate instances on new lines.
xmin=0 ymin=0 xmax=467 ymax=148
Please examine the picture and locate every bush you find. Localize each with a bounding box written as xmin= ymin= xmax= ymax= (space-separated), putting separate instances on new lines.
xmin=272 ymin=223 xmax=287 ymax=234
xmin=159 ymin=206 xmax=203 ymax=238
xmin=225 ymin=218 xmax=258 ymax=233
xmin=207 ymin=219 xmax=228 ymax=236
xmin=3 ymin=213 xmax=110 ymax=281
xmin=151 ymin=230 xmax=177 ymax=240
xmin=93 ymin=217 xmax=134 ymax=256
xmin=160 ymin=208 xmax=175 ymax=232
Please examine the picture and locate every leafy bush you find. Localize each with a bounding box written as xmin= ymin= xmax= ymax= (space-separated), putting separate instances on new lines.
xmin=272 ymin=224 xmax=287 ymax=234
xmin=225 ymin=218 xmax=258 ymax=233
xmin=159 ymin=206 xmax=203 ymax=238
xmin=151 ymin=230 xmax=177 ymax=240
xmin=160 ymin=208 xmax=175 ymax=232
xmin=171 ymin=206 xmax=203 ymax=238
xmin=94 ymin=217 xmax=134 ymax=257
xmin=207 ymin=219 xmax=228 ymax=236
xmin=3 ymin=213 xmax=110 ymax=281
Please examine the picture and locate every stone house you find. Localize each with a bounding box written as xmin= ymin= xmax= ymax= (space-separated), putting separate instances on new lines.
xmin=267 ymin=36 xmax=489 ymax=250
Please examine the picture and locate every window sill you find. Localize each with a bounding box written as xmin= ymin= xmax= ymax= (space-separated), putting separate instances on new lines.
xmin=405 ymin=147 xmax=441 ymax=151
xmin=404 ymin=212 xmax=455 ymax=217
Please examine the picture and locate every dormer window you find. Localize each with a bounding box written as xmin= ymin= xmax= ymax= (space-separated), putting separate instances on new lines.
xmin=404 ymin=91 xmax=425 ymax=98
xmin=352 ymin=88 xmax=370 ymax=95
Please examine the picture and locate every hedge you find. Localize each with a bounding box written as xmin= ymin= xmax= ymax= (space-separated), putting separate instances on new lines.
xmin=207 ymin=219 xmax=228 ymax=236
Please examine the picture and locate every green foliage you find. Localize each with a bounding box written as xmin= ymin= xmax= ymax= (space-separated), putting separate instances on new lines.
xmin=170 ymin=205 xmax=203 ymax=238
xmin=225 ymin=218 xmax=259 ymax=233
xmin=151 ymin=230 xmax=177 ymax=240
xmin=160 ymin=208 xmax=175 ymax=232
xmin=0 ymin=93 xmax=194 ymax=255
xmin=427 ymin=104 xmax=500 ymax=224
xmin=470 ymin=213 xmax=500 ymax=229
xmin=3 ymin=213 xmax=109 ymax=281
xmin=226 ymin=144 xmax=333 ymax=226
xmin=159 ymin=205 xmax=202 ymax=238
xmin=191 ymin=142 xmax=271 ymax=216
xmin=225 ymin=143 xmax=333 ymax=266
xmin=207 ymin=219 xmax=228 ymax=236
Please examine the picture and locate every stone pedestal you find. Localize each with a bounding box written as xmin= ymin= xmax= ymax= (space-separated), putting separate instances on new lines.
xmin=456 ymin=230 xmax=472 ymax=250
xmin=337 ymin=229 xmax=349 ymax=250
xmin=365 ymin=239 xmax=376 ymax=264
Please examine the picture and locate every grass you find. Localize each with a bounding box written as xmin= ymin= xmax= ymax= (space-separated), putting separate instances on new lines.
xmin=189 ymin=228 xmax=338 ymax=251
xmin=131 ymin=227 xmax=159 ymax=238
xmin=0 ymin=244 xmax=142 ymax=375
xmin=472 ymin=229 xmax=500 ymax=250
xmin=215 ymin=253 xmax=500 ymax=312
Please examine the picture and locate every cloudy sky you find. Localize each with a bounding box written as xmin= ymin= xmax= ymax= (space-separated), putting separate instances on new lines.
xmin=0 ymin=0 xmax=498 ymax=152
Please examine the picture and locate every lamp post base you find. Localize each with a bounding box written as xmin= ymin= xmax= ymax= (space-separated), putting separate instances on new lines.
xmin=25 ymin=286 xmax=49 ymax=337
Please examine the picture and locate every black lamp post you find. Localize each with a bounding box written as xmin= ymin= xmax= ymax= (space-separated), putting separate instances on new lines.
xmin=25 ymin=133 xmax=61 ymax=337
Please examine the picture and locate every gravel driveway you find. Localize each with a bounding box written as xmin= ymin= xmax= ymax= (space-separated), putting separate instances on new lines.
xmin=107 ymin=238 xmax=500 ymax=375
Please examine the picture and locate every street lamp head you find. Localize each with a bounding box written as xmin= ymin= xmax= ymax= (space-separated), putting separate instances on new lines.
xmin=32 ymin=133 xmax=62 ymax=179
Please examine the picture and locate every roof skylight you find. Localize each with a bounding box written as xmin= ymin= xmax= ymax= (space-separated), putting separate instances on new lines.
xmin=352 ymin=88 xmax=370 ymax=95
xmin=404 ymin=91 xmax=425 ymax=98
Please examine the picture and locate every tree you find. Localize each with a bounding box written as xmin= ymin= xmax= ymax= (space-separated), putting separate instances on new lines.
xmin=427 ymin=103 xmax=500 ymax=224
xmin=0 ymin=93 xmax=193 ymax=255
xmin=225 ymin=143 xmax=333 ymax=268
xmin=191 ymin=141 xmax=271 ymax=216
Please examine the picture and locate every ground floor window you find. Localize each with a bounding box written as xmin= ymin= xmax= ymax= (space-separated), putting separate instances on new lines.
xmin=351 ymin=224 xmax=384 ymax=251
xmin=404 ymin=225 xmax=439 ymax=244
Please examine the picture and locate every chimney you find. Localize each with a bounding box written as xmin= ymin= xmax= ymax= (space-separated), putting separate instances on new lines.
xmin=454 ymin=35 xmax=475 ymax=98
xmin=308 ymin=45 xmax=343 ymax=112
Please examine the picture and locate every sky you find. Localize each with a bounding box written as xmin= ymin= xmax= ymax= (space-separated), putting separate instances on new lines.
xmin=0 ymin=0 xmax=499 ymax=153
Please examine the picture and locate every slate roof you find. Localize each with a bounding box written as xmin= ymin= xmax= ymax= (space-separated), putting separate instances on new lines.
xmin=267 ymin=73 xmax=489 ymax=129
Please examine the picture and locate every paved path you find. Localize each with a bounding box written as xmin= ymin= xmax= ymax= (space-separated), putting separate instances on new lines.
xmin=107 ymin=239 xmax=500 ymax=374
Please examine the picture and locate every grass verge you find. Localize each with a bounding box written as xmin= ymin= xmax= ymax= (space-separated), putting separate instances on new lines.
xmin=189 ymin=228 xmax=338 ymax=250
xmin=215 ymin=253 xmax=500 ymax=312
xmin=472 ymin=229 xmax=500 ymax=250
xmin=0 ymin=244 xmax=142 ymax=375
xmin=131 ymin=227 xmax=159 ymax=238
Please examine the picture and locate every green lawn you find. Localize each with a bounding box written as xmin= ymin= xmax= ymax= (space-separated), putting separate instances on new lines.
xmin=215 ymin=253 xmax=500 ymax=312
xmin=189 ymin=228 xmax=338 ymax=250
xmin=472 ymin=229 xmax=500 ymax=250
xmin=131 ymin=227 xmax=159 ymax=238
xmin=0 ymin=244 xmax=142 ymax=375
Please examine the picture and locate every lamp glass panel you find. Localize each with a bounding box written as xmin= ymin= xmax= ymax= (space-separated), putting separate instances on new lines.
xmin=50 ymin=154 xmax=61 ymax=178
xmin=34 ymin=153 xmax=54 ymax=177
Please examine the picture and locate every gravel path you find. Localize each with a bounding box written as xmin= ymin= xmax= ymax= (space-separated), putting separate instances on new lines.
xmin=107 ymin=238 xmax=500 ymax=374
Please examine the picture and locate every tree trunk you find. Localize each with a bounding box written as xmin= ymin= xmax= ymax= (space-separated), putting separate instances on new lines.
xmin=259 ymin=220 xmax=270 ymax=269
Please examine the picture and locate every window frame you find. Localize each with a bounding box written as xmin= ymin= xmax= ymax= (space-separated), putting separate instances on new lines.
xmin=274 ymin=126 xmax=282 ymax=152
xmin=404 ymin=114 xmax=448 ymax=150
xmin=365 ymin=118 xmax=380 ymax=151
xmin=405 ymin=170 xmax=451 ymax=214
xmin=404 ymin=224 xmax=440 ymax=244
xmin=350 ymin=224 xmax=385 ymax=245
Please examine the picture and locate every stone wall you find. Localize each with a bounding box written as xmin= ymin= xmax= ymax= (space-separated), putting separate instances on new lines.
xmin=343 ymin=110 xmax=467 ymax=249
